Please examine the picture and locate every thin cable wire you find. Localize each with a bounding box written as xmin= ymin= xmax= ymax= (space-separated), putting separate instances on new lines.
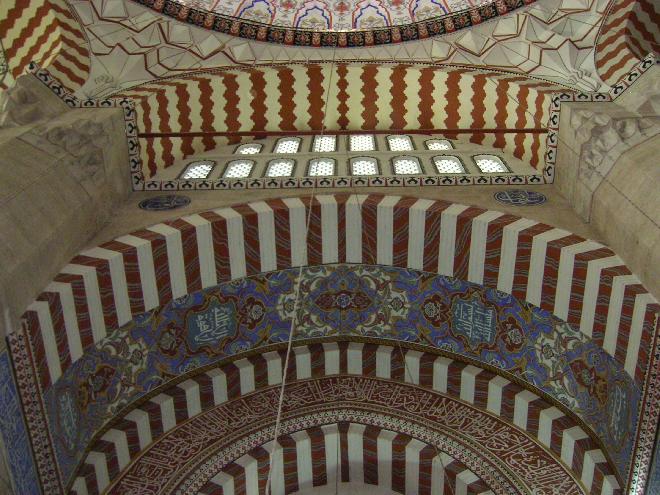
xmin=263 ymin=45 xmax=337 ymax=495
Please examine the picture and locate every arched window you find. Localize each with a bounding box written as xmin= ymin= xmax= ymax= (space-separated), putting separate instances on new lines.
xmin=308 ymin=158 xmax=335 ymax=176
xmin=350 ymin=157 xmax=379 ymax=176
xmin=349 ymin=134 xmax=375 ymax=152
xmin=392 ymin=156 xmax=422 ymax=175
xmin=473 ymin=154 xmax=509 ymax=173
xmin=235 ymin=143 xmax=262 ymax=154
xmin=433 ymin=156 xmax=465 ymax=174
xmin=274 ymin=137 xmax=301 ymax=154
xmin=426 ymin=139 xmax=453 ymax=151
xmin=224 ymin=159 xmax=254 ymax=178
xmin=387 ymin=135 xmax=414 ymax=151
xmin=313 ymin=135 xmax=337 ymax=152
xmin=266 ymin=159 xmax=295 ymax=177
xmin=180 ymin=160 xmax=215 ymax=179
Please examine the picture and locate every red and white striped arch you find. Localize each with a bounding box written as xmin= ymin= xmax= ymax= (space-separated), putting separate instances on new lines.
xmin=116 ymin=64 xmax=557 ymax=176
xmin=9 ymin=194 xmax=659 ymax=493
xmin=72 ymin=342 xmax=619 ymax=495
xmin=595 ymin=0 xmax=659 ymax=86
xmin=0 ymin=0 xmax=90 ymax=92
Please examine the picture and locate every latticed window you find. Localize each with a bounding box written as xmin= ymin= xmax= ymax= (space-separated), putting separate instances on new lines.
xmin=433 ymin=156 xmax=465 ymax=174
xmin=474 ymin=155 xmax=509 ymax=173
xmin=235 ymin=143 xmax=262 ymax=154
xmin=350 ymin=157 xmax=378 ymax=176
xmin=266 ymin=159 xmax=295 ymax=177
xmin=313 ymin=135 xmax=337 ymax=153
xmin=426 ymin=139 xmax=453 ymax=151
xmin=392 ymin=156 xmax=422 ymax=174
xmin=349 ymin=134 xmax=375 ymax=152
xmin=180 ymin=160 xmax=215 ymax=179
xmin=308 ymin=158 xmax=335 ymax=176
xmin=387 ymin=135 xmax=414 ymax=151
xmin=274 ymin=137 xmax=301 ymax=153
xmin=224 ymin=159 xmax=254 ymax=178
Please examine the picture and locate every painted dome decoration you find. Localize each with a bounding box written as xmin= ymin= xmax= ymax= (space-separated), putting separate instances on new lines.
xmin=132 ymin=0 xmax=536 ymax=47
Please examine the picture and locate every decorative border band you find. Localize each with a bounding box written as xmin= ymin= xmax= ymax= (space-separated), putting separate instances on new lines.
xmin=130 ymin=0 xmax=536 ymax=48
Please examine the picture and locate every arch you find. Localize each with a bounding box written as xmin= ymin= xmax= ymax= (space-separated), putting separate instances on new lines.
xmin=0 ymin=0 xmax=90 ymax=92
xmin=115 ymin=64 xmax=559 ymax=176
xmin=73 ymin=339 xmax=615 ymax=494
xmin=6 ymin=194 xmax=659 ymax=493
xmin=595 ymin=0 xmax=659 ymax=86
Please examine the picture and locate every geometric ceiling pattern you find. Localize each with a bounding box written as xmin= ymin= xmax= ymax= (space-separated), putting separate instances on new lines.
xmin=9 ymin=194 xmax=659 ymax=494
xmin=45 ymin=0 xmax=638 ymax=97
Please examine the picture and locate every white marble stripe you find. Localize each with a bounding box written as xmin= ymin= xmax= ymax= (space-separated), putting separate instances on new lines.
xmin=459 ymin=365 xmax=481 ymax=404
xmin=347 ymin=343 xmax=363 ymax=374
xmin=294 ymin=346 xmax=312 ymax=379
xmin=322 ymin=343 xmax=340 ymax=375
xmin=601 ymin=474 xmax=620 ymax=495
xmin=181 ymin=214 xmax=217 ymax=289
xmin=178 ymin=380 xmax=201 ymax=418
xmin=214 ymin=208 xmax=246 ymax=279
xmin=438 ymin=204 xmax=470 ymax=276
xmin=431 ymin=454 xmax=453 ymax=494
xmin=376 ymin=346 xmax=393 ymax=379
xmin=486 ymin=376 xmax=510 ymax=416
xmin=282 ymin=198 xmax=308 ymax=267
xmin=513 ymin=390 xmax=538 ymax=430
xmin=71 ymin=477 xmax=89 ymax=495
xmin=579 ymin=256 xmax=624 ymax=337
xmin=28 ymin=301 xmax=61 ymax=383
xmin=262 ymin=440 xmax=284 ymax=495
xmin=250 ymin=201 xmax=277 ymax=273
xmin=625 ymin=293 xmax=657 ymax=376
xmin=376 ymin=196 xmax=401 ymax=265
xmin=496 ymin=218 xmax=538 ymax=293
xmin=526 ymin=228 xmax=570 ymax=306
xmin=432 ymin=357 xmax=452 ymax=393
xmin=210 ymin=472 xmax=234 ymax=495
xmin=456 ymin=470 xmax=480 ymax=495
xmin=317 ymin=195 xmax=338 ymax=264
xmin=151 ymin=394 xmax=176 ymax=433
xmin=81 ymin=247 xmax=132 ymax=326
xmin=235 ymin=358 xmax=256 ymax=394
xmin=101 ymin=429 xmax=130 ymax=471
xmin=292 ymin=431 xmax=313 ymax=491
xmin=235 ymin=455 xmax=259 ymax=495
xmin=147 ymin=224 xmax=187 ymax=299
xmin=125 ymin=409 xmax=152 ymax=450
xmin=345 ymin=195 xmax=366 ymax=264
xmin=560 ymin=426 xmax=588 ymax=467
xmin=404 ymin=350 xmax=422 ymax=385
xmin=468 ymin=211 xmax=504 ymax=285
xmin=407 ymin=199 xmax=435 ymax=270
xmin=115 ymin=234 xmax=159 ymax=311
xmin=86 ymin=452 xmax=109 ymax=493
xmin=264 ymin=351 xmax=283 ymax=385
xmin=60 ymin=264 xmax=106 ymax=343
xmin=537 ymin=407 xmax=564 ymax=448
xmin=553 ymin=241 xmax=603 ymax=320
xmin=45 ymin=282 xmax=82 ymax=363
xmin=603 ymin=274 xmax=639 ymax=357
xmin=322 ymin=424 xmax=340 ymax=487
xmin=377 ymin=430 xmax=397 ymax=489
xmin=347 ymin=424 xmax=366 ymax=483
xmin=405 ymin=439 xmax=426 ymax=495
xmin=207 ymin=368 xmax=228 ymax=405
xmin=581 ymin=449 xmax=606 ymax=492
